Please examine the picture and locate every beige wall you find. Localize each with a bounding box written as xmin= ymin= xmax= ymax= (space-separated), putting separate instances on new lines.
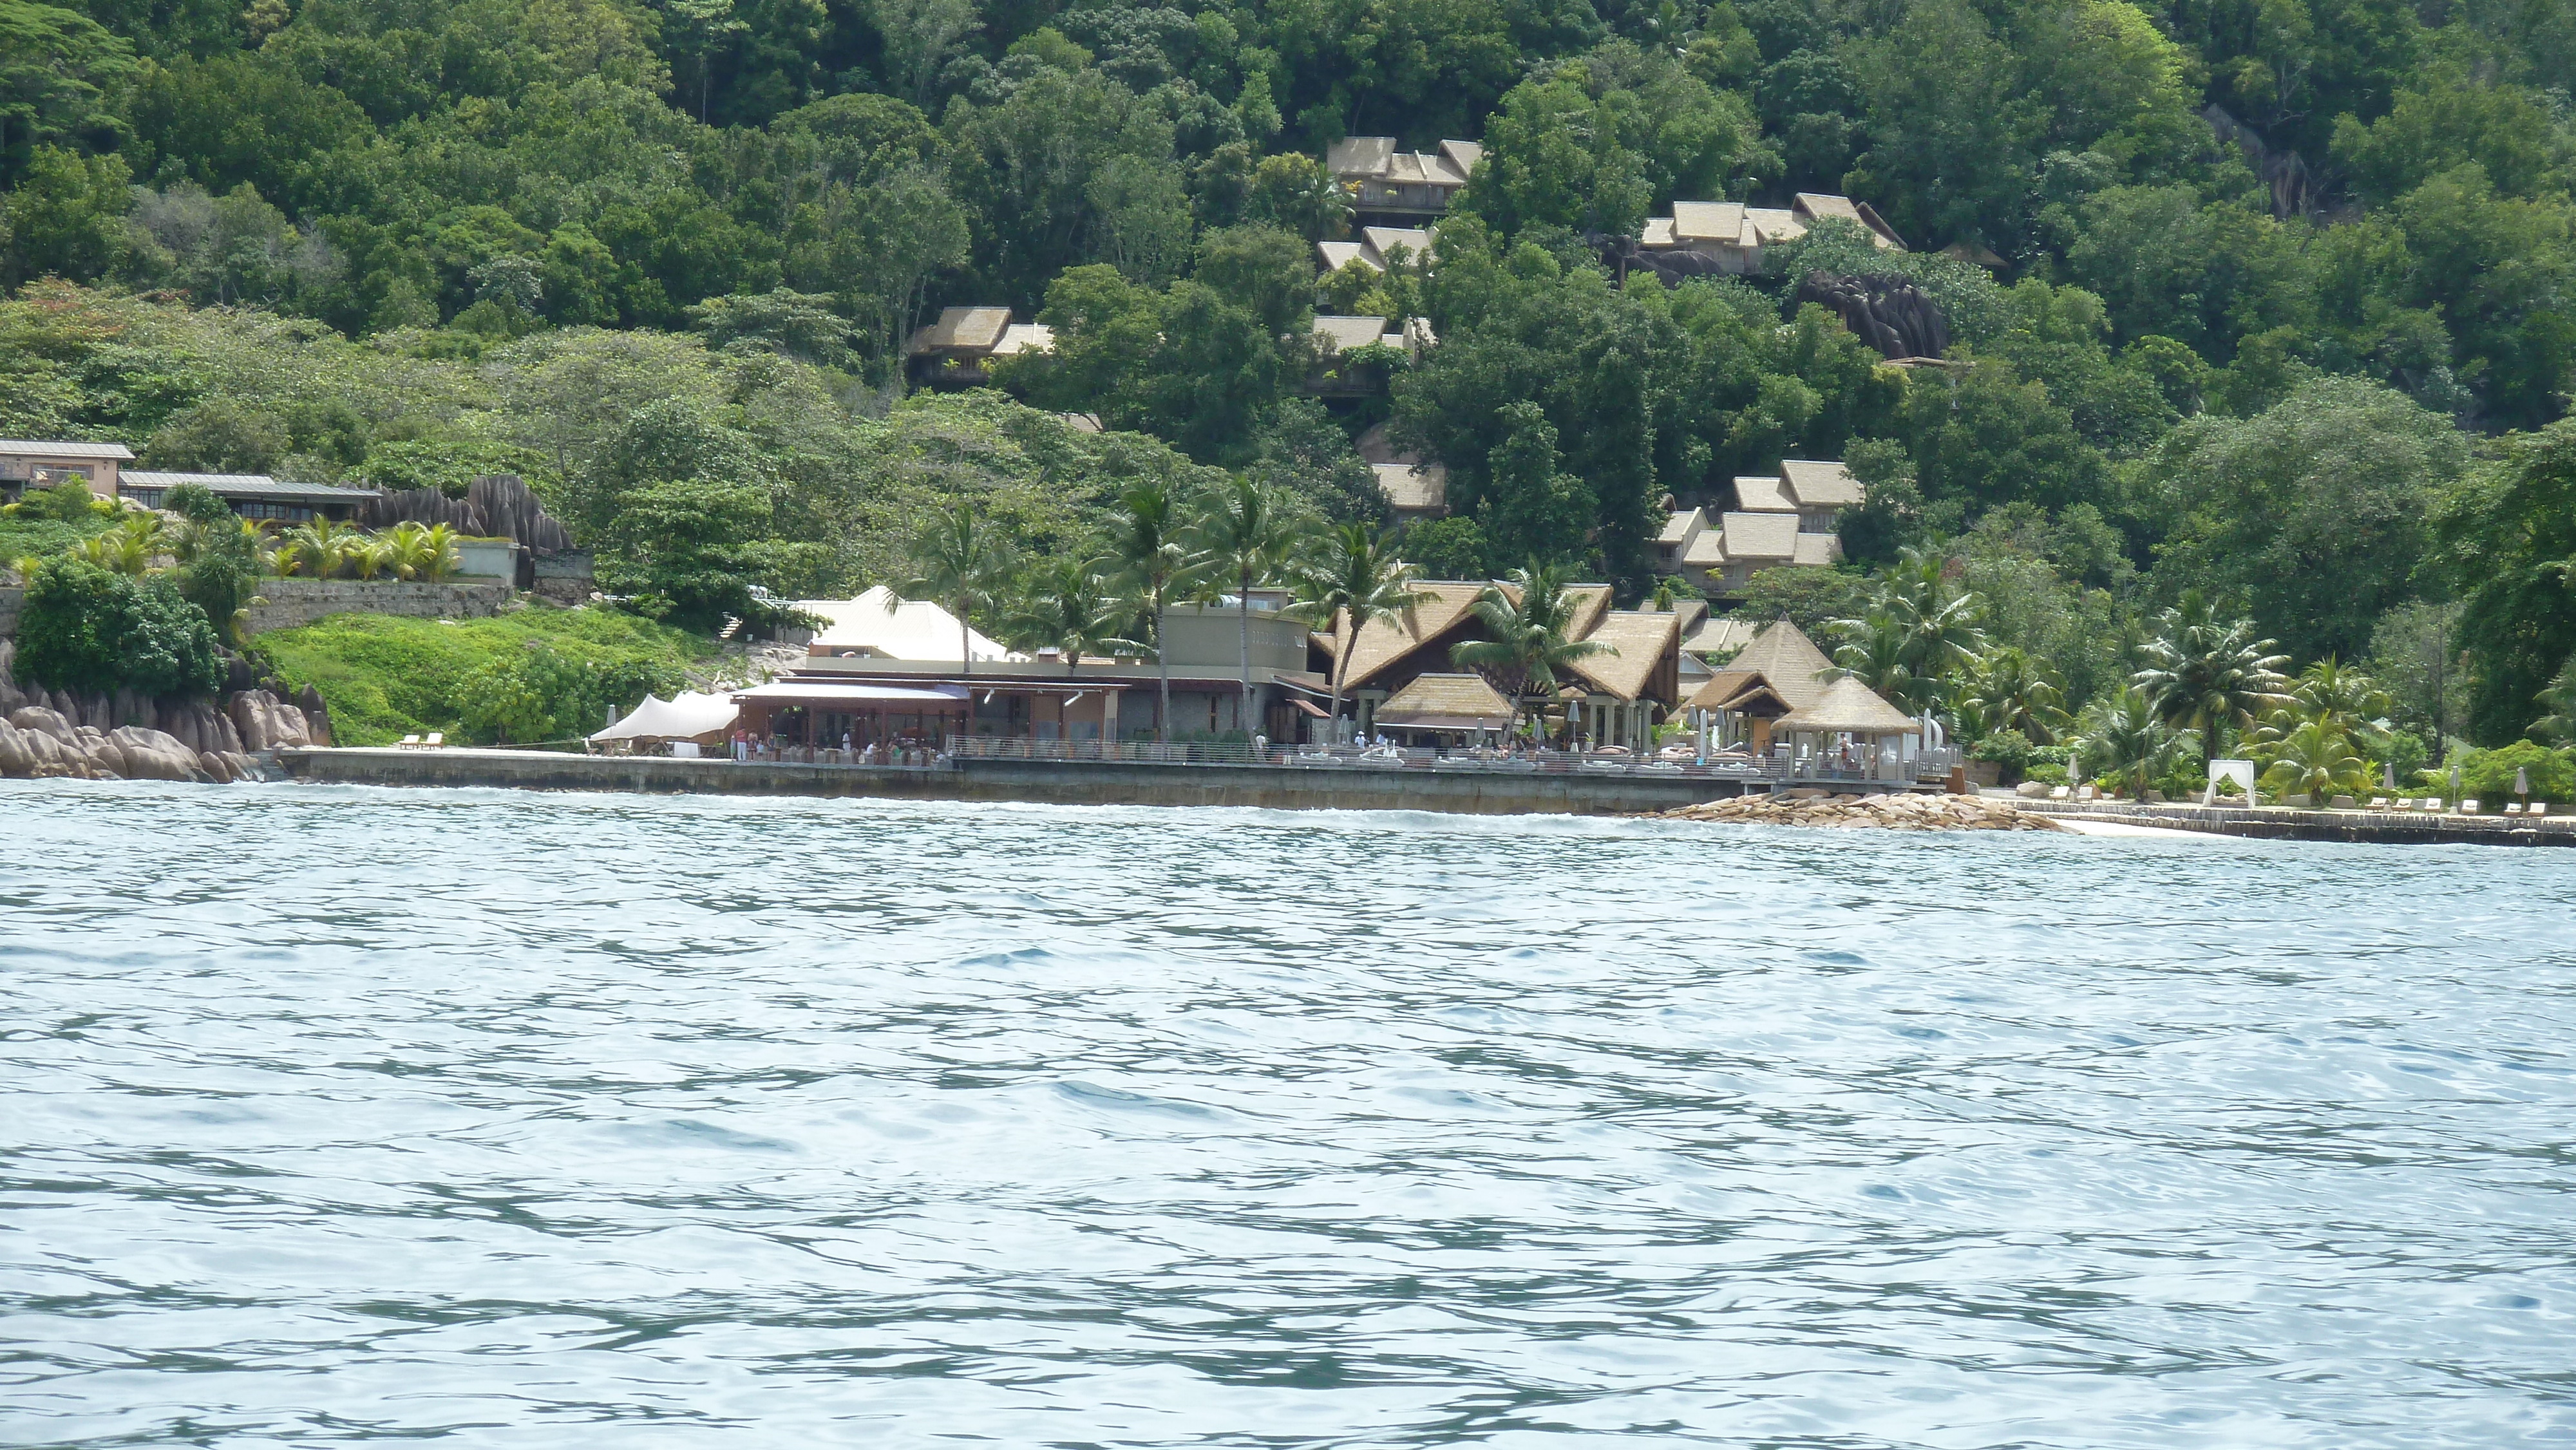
xmin=1160 ymin=603 xmax=1309 ymax=672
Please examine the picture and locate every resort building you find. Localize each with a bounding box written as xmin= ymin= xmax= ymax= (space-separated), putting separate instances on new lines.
xmin=0 ymin=440 xmax=130 ymax=500
xmin=1324 ymin=579 xmax=1687 ymax=750
xmin=1307 ymin=314 xmax=1436 ymax=397
xmin=1355 ymin=420 xmax=1447 ymax=522
xmin=118 ymin=470 xmax=382 ymax=522
xmin=1685 ymin=619 xmax=1926 ymax=781
xmin=737 ymin=588 xmax=1334 ymax=749
xmin=1316 ymin=225 xmax=1434 ymax=276
xmin=1635 ymin=193 xmax=1906 ymax=276
xmin=1325 ymin=138 xmax=1482 ymax=221
xmin=1657 ymin=458 xmax=1863 ymax=594
xmin=904 ymin=307 xmax=1054 ymax=390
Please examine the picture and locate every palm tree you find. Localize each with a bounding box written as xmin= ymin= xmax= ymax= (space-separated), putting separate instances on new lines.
xmin=1186 ymin=475 xmax=1311 ymax=737
xmin=2133 ymin=590 xmax=2293 ymax=773
xmin=2074 ymin=683 xmax=2187 ymax=800
xmin=1288 ymin=521 xmax=1437 ymax=741
xmin=418 ymin=523 xmax=461 ymax=582
xmin=1449 ymin=563 xmax=1608 ymax=744
xmin=1005 ymin=555 xmax=1142 ymax=672
xmin=2532 ymin=655 xmax=2576 ymax=746
xmin=73 ymin=513 xmax=166 ymax=575
xmin=2291 ymin=657 xmax=2392 ymax=748
xmin=1105 ymin=475 xmax=1199 ymax=742
xmin=2257 ymin=719 xmax=2369 ymax=802
xmin=1955 ymin=646 xmax=2069 ymax=743
xmin=896 ymin=504 xmax=1012 ymax=683
xmin=1828 ymin=547 xmax=1985 ymax=714
xmin=282 ymin=516 xmax=361 ymax=579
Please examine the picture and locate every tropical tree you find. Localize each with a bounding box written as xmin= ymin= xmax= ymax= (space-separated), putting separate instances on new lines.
xmin=2073 ymin=683 xmax=2190 ymax=799
xmin=1289 ymin=522 xmax=1437 ymax=742
xmin=2533 ymin=657 xmax=2576 ymax=747
xmin=896 ymin=504 xmax=1012 ymax=681
xmin=72 ymin=513 xmax=166 ymax=575
xmin=2256 ymin=657 xmax=2394 ymax=758
xmin=2133 ymin=590 xmax=2293 ymax=771
xmin=1954 ymin=645 xmax=2069 ymax=742
xmin=1185 ymin=475 xmax=1311 ymax=737
xmin=2257 ymin=719 xmax=2371 ymax=802
xmin=280 ymin=516 xmax=362 ymax=579
xmin=1004 ymin=555 xmax=1141 ymax=672
xmin=418 ymin=523 xmax=461 ymax=582
xmin=1104 ymin=475 xmax=1200 ymax=742
xmin=1829 ymin=547 xmax=1987 ymax=714
xmin=1449 ymin=563 xmax=1607 ymax=744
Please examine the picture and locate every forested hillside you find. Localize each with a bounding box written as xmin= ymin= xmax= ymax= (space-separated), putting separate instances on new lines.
xmin=3 ymin=0 xmax=2573 ymax=749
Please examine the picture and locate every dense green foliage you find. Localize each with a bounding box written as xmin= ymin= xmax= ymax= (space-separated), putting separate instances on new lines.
xmin=16 ymin=553 xmax=226 ymax=697
xmin=249 ymin=605 xmax=711 ymax=744
xmin=7 ymin=0 xmax=2576 ymax=742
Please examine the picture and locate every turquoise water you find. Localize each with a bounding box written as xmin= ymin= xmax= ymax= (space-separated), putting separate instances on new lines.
xmin=3 ymin=780 xmax=2573 ymax=1448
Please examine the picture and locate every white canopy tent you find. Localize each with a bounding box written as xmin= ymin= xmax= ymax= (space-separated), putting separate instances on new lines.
xmin=591 ymin=692 xmax=740 ymax=744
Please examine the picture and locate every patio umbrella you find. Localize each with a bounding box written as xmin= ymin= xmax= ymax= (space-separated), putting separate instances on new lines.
xmin=2383 ymin=760 xmax=2396 ymax=789
xmin=2515 ymin=766 xmax=2530 ymax=799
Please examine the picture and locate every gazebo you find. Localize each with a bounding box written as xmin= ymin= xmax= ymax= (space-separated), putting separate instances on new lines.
xmin=1775 ymin=676 xmax=1922 ymax=780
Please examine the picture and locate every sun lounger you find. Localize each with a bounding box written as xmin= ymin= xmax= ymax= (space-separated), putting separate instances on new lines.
xmin=2075 ymin=786 xmax=2097 ymax=802
xmin=2458 ymin=799 xmax=2478 ymax=814
xmin=2532 ymin=802 xmax=2549 ymax=817
xmin=424 ymin=733 xmax=444 ymax=748
xmin=2049 ymin=786 xmax=2071 ymax=800
xmin=2505 ymin=802 xmax=2524 ymax=814
xmin=2369 ymin=796 xmax=2389 ymax=809
xmin=398 ymin=735 xmax=421 ymax=748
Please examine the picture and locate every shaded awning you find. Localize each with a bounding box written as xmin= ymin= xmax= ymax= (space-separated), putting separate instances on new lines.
xmin=733 ymin=681 xmax=971 ymax=705
xmin=591 ymin=692 xmax=738 ymax=742
xmin=1287 ymin=697 xmax=1330 ymax=718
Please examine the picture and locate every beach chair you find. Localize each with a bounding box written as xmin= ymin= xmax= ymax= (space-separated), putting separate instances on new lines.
xmin=398 ymin=735 xmax=421 ymax=748
xmin=2369 ymin=796 xmax=2389 ymax=809
xmin=2049 ymin=786 xmax=2071 ymax=800
xmin=424 ymin=732 xmax=444 ymax=748
xmin=2458 ymin=798 xmax=2478 ymax=814
xmin=2505 ymin=802 xmax=2525 ymax=814
xmin=2074 ymin=785 xmax=2097 ymax=802
xmin=2532 ymin=802 xmax=2548 ymax=817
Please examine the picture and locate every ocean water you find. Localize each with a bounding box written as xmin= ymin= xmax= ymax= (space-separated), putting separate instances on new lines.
xmin=2 ymin=780 xmax=2572 ymax=1449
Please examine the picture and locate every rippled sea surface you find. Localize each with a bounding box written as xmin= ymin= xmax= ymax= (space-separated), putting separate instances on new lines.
xmin=4 ymin=780 xmax=2574 ymax=1448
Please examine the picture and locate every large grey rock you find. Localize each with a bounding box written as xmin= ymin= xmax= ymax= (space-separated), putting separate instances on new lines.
xmin=9 ymin=706 xmax=76 ymax=745
xmin=109 ymin=726 xmax=205 ymax=782
xmin=221 ymin=750 xmax=258 ymax=782
xmin=0 ymin=720 xmax=29 ymax=777
xmin=197 ymin=749 xmax=234 ymax=784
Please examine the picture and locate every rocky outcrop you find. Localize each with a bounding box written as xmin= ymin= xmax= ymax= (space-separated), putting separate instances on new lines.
xmin=1796 ymin=272 xmax=1951 ymax=361
xmin=0 ymin=643 xmax=272 ymax=783
xmin=1651 ymin=790 xmax=2069 ymax=831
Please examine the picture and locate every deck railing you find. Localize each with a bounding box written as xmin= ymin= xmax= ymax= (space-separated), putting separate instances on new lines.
xmin=720 ymin=736 xmax=1965 ymax=785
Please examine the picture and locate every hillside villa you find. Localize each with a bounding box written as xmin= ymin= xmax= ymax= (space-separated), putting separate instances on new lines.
xmin=1658 ymin=458 xmax=1865 ymax=594
xmin=1325 ymin=137 xmax=1483 ymax=221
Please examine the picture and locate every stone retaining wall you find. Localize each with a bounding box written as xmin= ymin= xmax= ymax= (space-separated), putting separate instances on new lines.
xmin=278 ymin=747 xmax=1769 ymax=816
xmin=529 ymin=551 xmax=594 ymax=607
xmin=247 ymin=579 xmax=513 ymax=634
xmin=0 ymin=586 xmax=19 ymax=638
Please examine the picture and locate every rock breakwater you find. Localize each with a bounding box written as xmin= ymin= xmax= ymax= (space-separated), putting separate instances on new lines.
xmin=1651 ymin=790 xmax=2069 ymax=831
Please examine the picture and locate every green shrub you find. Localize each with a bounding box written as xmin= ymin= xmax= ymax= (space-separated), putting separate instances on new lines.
xmin=250 ymin=607 xmax=713 ymax=746
xmin=15 ymin=556 xmax=225 ymax=699
xmin=2454 ymin=740 xmax=2576 ymax=804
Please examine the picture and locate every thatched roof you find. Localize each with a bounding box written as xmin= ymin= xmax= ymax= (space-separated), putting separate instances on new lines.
xmin=1723 ymin=620 xmax=1837 ymax=709
xmin=906 ymin=306 xmax=1011 ymax=354
xmin=1777 ymin=675 xmax=1920 ymax=735
xmin=1565 ymin=609 xmax=1679 ymax=702
xmin=1791 ymin=532 xmax=1839 ymax=567
xmin=1732 ymin=474 xmax=1794 ymax=513
xmin=1373 ymin=461 xmax=1446 ymax=514
xmin=1377 ymin=672 xmax=1513 ymax=728
xmin=1686 ymin=668 xmax=1793 ymax=715
xmin=1332 ymin=581 xmax=1486 ymax=691
xmin=1720 ymin=511 xmax=1801 ymax=561
xmin=1683 ymin=616 xmax=1757 ymax=659
xmin=1781 ymin=459 xmax=1864 ymax=507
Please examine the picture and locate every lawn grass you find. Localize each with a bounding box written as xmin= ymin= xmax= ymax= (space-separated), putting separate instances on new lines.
xmin=251 ymin=605 xmax=718 ymax=746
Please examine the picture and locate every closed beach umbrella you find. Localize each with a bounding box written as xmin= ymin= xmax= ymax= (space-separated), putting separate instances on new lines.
xmin=2515 ymin=766 xmax=2530 ymax=798
xmin=2383 ymin=761 xmax=2396 ymax=789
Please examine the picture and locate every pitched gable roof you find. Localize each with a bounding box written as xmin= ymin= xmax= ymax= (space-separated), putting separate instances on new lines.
xmin=1781 ymin=458 xmax=1864 ymax=507
xmin=1377 ymin=672 xmax=1513 ymax=726
xmin=1777 ymin=675 xmax=1921 ymax=734
xmin=1732 ymin=473 xmax=1794 ymax=513
xmin=907 ymin=306 xmax=1012 ymax=354
xmin=1723 ymin=619 xmax=1837 ymax=710
xmin=1671 ymin=200 xmax=1747 ymax=243
xmin=1564 ymin=609 xmax=1680 ymax=702
xmin=1719 ymin=511 xmax=1801 ymax=561
xmin=1334 ymin=581 xmax=1487 ymax=691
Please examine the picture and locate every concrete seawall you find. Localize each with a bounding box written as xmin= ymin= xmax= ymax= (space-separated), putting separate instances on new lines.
xmin=2022 ymin=800 xmax=2576 ymax=847
xmin=276 ymin=746 xmax=1768 ymax=816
